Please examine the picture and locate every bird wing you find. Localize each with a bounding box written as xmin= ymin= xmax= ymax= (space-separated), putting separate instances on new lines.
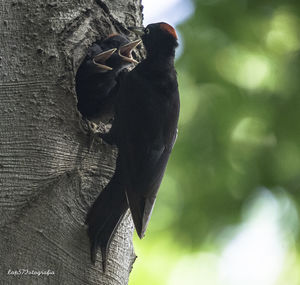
xmin=119 ymin=100 xmax=177 ymax=237
xmin=115 ymin=66 xmax=179 ymax=238
xmin=122 ymin=136 xmax=173 ymax=238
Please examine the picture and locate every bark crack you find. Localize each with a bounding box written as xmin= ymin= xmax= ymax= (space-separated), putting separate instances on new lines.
xmin=94 ymin=0 xmax=129 ymax=34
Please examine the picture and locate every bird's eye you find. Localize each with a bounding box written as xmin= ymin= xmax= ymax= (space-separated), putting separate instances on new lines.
xmin=144 ymin=28 xmax=150 ymax=34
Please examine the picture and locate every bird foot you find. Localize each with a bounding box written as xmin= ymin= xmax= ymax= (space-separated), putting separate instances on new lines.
xmin=81 ymin=118 xmax=116 ymax=149
xmin=80 ymin=118 xmax=102 ymax=151
xmin=81 ymin=118 xmax=100 ymax=134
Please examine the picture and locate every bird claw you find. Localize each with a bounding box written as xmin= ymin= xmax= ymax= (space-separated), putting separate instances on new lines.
xmin=81 ymin=118 xmax=115 ymax=150
xmin=80 ymin=118 xmax=101 ymax=152
xmin=81 ymin=118 xmax=100 ymax=134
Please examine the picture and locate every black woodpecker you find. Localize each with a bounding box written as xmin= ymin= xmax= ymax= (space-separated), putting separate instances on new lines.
xmin=76 ymin=34 xmax=141 ymax=123
xmin=86 ymin=22 xmax=180 ymax=270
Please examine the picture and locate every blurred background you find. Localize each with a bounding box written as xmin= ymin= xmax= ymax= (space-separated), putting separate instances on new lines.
xmin=130 ymin=0 xmax=300 ymax=284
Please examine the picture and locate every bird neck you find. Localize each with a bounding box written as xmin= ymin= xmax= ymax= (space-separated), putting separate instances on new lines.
xmin=145 ymin=50 xmax=175 ymax=66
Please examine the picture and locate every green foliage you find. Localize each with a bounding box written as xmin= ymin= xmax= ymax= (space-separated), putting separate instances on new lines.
xmin=172 ymin=0 xmax=300 ymax=247
xmin=130 ymin=0 xmax=300 ymax=283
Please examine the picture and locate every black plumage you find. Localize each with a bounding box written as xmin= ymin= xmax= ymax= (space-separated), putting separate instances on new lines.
xmin=76 ymin=34 xmax=141 ymax=122
xmin=86 ymin=22 xmax=180 ymax=270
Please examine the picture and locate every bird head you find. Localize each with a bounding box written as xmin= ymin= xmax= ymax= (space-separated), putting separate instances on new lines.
xmin=93 ymin=34 xmax=141 ymax=72
xmin=128 ymin=22 xmax=178 ymax=57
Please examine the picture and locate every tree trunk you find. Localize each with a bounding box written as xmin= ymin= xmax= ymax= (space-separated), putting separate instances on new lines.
xmin=0 ymin=0 xmax=143 ymax=284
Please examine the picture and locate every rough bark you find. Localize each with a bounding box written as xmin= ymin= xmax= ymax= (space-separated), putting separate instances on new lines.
xmin=0 ymin=0 xmax=143 ymax=284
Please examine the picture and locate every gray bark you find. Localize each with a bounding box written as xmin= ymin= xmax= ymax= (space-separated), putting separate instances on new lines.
xmin=0 ymin=0 xmax=143 ymax=284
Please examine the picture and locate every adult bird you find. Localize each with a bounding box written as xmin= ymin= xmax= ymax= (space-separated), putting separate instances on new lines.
xmin=86 ymin=22 xmax=180 ymax=270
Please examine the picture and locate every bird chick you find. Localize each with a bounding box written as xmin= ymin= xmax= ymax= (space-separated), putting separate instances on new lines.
xmin=76 ymin=34 xmax=141 ymax=123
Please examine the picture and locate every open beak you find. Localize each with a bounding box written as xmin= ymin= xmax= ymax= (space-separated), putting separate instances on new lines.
xmin=118 ymin=39 xmax=141 ymax=64
xmin=128 ymin=26 xmax=145 ymax=36
xmin=93 ymin=48 xmax=117 ymax=70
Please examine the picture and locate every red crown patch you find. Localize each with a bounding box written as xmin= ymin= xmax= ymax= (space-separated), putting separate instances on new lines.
xmin=160 ymin=23 xmax=178 ymax=40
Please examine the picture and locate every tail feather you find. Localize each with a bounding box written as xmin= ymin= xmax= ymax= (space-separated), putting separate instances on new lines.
xmin=125 ymin=192 xmax=156 ymax=239
xmin=86 ymin=171 xmax=128 ymax=270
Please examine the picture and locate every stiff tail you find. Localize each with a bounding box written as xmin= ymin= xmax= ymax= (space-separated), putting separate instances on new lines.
xmin=86 ymin=170 xmax=128 ymax=271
